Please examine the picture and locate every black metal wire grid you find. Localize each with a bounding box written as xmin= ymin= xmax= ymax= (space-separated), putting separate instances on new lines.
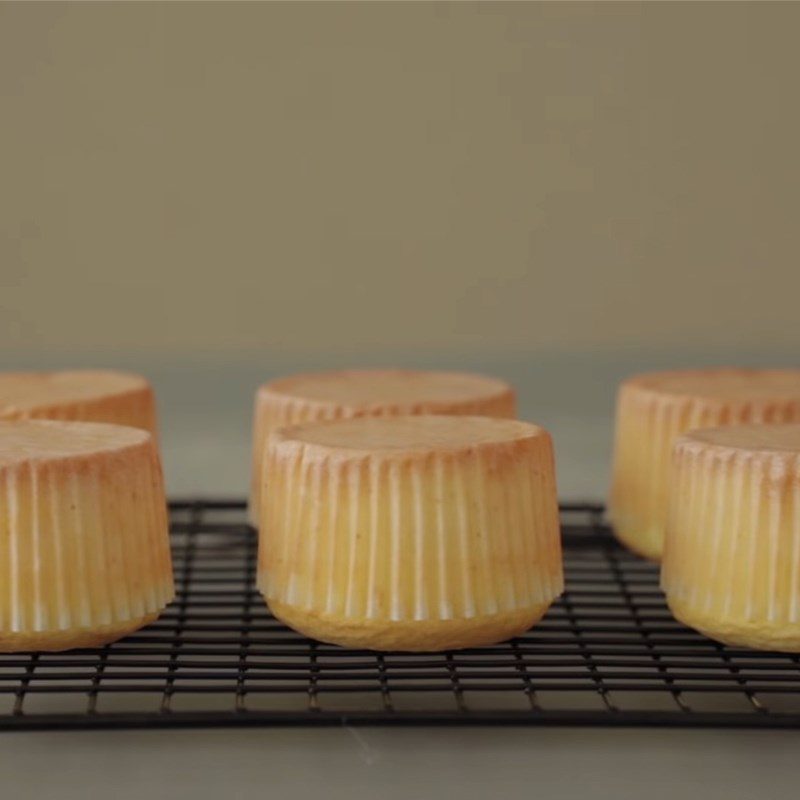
xmin=2 ymin=499 xmax=800 ymax=730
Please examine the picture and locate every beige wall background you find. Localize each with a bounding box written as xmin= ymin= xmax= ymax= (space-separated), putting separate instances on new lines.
xmin=1 ymin=1 xmax=799 ymax=361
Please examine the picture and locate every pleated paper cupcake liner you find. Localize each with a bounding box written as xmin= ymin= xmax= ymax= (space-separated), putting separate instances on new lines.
xmin=662 ymin=433 xmax=800 ymax=649
xmin=610 ymin=376 xmax=800 ymax=560
xmin=0 ymin=427 xmax=172 ymax=644
xmin=249 ymin=371 xmax=516 ymax=524
xmin=258 ymin=425 xmax=562 ymax=642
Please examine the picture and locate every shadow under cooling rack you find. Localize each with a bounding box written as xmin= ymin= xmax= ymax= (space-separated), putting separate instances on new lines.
xmin=2 ymin=499 xmax=800 ymax=730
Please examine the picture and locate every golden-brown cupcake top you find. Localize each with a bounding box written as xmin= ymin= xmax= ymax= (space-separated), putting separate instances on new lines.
xmin=272 ymin=415 xmax=547 ymax=455
xmin=0 ymin=370 xmax=150 ymax=418
xmin=0 ymin=419 xmax=150 ymax=465
xmin=677 ymin=423 xmax=800 ymax=456
xmin=624 ymin=368 xmax=800 ymax=401
xmin=258 ymin=369 xmax=514 ymax=413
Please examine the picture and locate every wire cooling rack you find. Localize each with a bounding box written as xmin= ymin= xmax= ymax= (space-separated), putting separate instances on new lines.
xmin=2 ymin=499 xmax=800 ymax=730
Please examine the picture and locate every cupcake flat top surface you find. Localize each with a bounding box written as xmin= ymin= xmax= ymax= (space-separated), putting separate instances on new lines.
xmin=260 ymin=370 xmax=512 ymax=409
xmin=275 ymin=415 xmax=544 ymax=452
xmin=0 ymin=420 xmax=149 ymax=465
xmin=627 ymin=369 xmax=800 ymax=400
xmin=681 ymin=424 xmax=800 ymax=454
xmin=0 ymin=370 xmax=149 ymax=415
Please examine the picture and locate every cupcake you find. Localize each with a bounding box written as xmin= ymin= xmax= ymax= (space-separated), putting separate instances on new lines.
xmin=609 ymin=369 xmax=800 ymax=559
xmin=662 ymin=424 xmax=800 ymax=651
xmin=258 ymin=415 xmax=562 ymax=651
xmin=249 ymin=369 xmax=516 ymax=525
xmin=0 ymin=370 xmax=158 ymax=436
xmin=0 ymin=420 xmax=173 ymax=652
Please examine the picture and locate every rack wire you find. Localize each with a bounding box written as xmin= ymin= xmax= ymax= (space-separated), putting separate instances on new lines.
xmin=2 ymin=499 xmax=800 ymax=730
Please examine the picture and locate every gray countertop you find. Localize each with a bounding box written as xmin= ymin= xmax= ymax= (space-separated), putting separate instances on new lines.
xmin=3 ymin=350 xmax=800 ymax=796
xmin=2 ymin=727 xmax=799 ymax=799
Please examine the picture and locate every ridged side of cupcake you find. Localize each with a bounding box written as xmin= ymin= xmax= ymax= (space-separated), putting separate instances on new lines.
xmin=258 ymin=416 xmax=561 ymax=651
xmin=609 ymin=369 xmax=800 ymax=560
xmin=0 ymin=420 xmax=173 ymax=651
xmin=662 ymin=425 xmax=800 ymax=651
xmin=249 ymin=370 xmax=516 ymax=525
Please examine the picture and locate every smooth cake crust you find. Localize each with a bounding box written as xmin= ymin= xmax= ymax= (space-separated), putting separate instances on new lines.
xmin=0 ymin=370 xmax=158 ymax=436
xmin=258 ymin=369 xmax=515 ymax=413
xmin=269 ymin=600 xmax=550 ymax=652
